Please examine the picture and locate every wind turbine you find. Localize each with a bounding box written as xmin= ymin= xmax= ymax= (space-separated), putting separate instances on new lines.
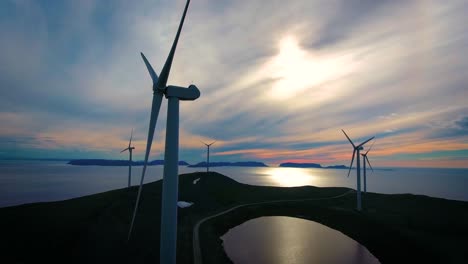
xmin=342 ymin=129 xmax=374 ymax=211
xmin=128 ymin=1 xmax=200 ymax=263
xmin=120 ymin=129 xmax=135 ymax=188
xmin=361 ymin=140 xmax=374 ymax=194
xmin=201 ymin=140 xmax=216 ymax=173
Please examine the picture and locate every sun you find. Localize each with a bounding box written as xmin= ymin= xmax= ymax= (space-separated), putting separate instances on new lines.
xmin=265 ymin=35 xmax=357 ymax=99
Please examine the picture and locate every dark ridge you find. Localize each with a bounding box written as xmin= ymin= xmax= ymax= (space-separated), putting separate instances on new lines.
xmin=0 ymin=172 xmax=466 ymax=263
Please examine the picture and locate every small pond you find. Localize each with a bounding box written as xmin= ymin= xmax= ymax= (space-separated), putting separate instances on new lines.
xmin=221 ymin=216 xmax=380 ymax=264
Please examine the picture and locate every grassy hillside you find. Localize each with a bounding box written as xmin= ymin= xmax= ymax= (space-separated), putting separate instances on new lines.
xmin=1 ymin=172 xmax=467 ymax=263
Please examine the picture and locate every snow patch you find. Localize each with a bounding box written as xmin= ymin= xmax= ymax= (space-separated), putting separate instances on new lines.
xmin=177 ymin=201 xmax=194 ymax=208
xmin=193 ymin=178 xmax=200 ymax=184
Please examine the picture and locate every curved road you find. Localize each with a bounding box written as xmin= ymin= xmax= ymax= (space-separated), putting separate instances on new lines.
xmin=192 ymin=190 xmax=354 ymax=264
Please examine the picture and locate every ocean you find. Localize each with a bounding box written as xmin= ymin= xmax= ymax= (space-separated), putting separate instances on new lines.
xmin=0 ymin=160 xmax=467 ymax=208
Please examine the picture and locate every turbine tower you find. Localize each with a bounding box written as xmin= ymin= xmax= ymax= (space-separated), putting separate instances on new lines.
xmin=342 ymin=129 xmax=374 ymax=211
xmin=128 ymin=1 xmax=200 ymax=264
xmin=120 ymin=128 xmax=135 ymax=188
xmin=201 ymin=141 xmax=216 ymax=173
xmin=361 ymin=141 xmax=374 ymax=194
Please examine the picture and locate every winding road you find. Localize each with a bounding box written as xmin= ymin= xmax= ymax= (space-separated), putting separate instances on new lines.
xmin=192 ymin=189 xmax=354 ymax=264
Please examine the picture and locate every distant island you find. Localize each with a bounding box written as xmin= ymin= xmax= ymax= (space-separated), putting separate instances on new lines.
xmin=68 ymin=159 xmax=189 ymax=166
xmin=188 ymin=161 xmax=268 ymax=168
xmin=279 ymin=162 xmax=348 ymax=169
xmin=67 ymin=160 xmax=350 ymax=169
xmin=325 ymin=165 xmax=348 ymax=169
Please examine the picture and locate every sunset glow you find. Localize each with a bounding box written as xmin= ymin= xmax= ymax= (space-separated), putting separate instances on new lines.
xmin=0 ymin=0 xmax=467 ymax=168
xmin=266 ymin=36 xmax=358 ymax=100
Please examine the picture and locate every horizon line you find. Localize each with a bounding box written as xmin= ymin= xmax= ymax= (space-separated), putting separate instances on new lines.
xmin=1 ymin=157 xmax=467 ymax=169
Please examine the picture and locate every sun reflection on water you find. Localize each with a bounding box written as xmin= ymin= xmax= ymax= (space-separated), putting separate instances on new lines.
xmin=259 ymin=167 xmax=319 ymax=187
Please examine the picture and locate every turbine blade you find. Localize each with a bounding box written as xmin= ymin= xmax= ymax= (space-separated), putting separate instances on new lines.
xmin=366 ymin=156 xmax=374 ymax=172
xmin=365 ymin=140 xmax=375 ymax=155
xmin=208 ymin=141 xmax=216 ymax=146
xmin=156 ymin=0 xmax=191 ymax=90
xmin=200 ymin=140 xmax=208 ymax=146
xmin=358 ymin=136 xmax=375 ymax=148
xmin=341 ymin=129 xmax=356 ymax=148
xmin=129 ymin=128 xmax=133 ymax=148
xmin=128 ymin=92 xmax=164 ymax=240
xmin=121 ymin=147 xmax=129 ymax=153
xmin=347 ymin=150 xmax=356 ymax=177
xmin=141 ymin=53 xmax=159 ymax=85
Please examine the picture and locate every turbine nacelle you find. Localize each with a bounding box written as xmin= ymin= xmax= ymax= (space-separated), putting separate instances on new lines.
xmin=165 ymin=84 xmax=200 ymax=100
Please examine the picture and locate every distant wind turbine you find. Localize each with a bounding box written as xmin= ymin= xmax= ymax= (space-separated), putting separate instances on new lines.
xmin=361 ymin=140 xmax=375 ymax=194
xmin=127 ymin=1 xmax=200 ymax=263
xmin=201 ymin=140 xmax=216 ymax=173
xmin=120 ymin=129 xmax=135 ymax=188
xmin=342 ymin=129 xmax=374 ymax=211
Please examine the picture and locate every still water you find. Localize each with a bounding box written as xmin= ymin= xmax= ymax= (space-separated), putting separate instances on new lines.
xmin=0 ymin=160 xmax=467 ymax=207
xmin=222 ymin=216 xmax=380 ymax=264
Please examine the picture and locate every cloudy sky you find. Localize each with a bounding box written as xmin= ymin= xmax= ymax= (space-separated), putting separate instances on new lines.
xmin=1 ymin=0 xmax=467 ymax=168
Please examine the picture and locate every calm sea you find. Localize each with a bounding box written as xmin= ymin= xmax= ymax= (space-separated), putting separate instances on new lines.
xmin=0 ymin=160 xmax=467 ymax=208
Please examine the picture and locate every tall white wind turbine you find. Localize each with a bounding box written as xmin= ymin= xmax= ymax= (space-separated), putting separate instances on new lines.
xmin=201 ymin=141 xmax=216 ymax=173
xmin=128 ymin=1 xmax=200 ymax=263
xmin=120 ymin=129 xmax=135 ymax=188
xmin=361 ymin=141 xmax=374 ymax=194
xmin=342 ymin=129 xmax=374 ymax=211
